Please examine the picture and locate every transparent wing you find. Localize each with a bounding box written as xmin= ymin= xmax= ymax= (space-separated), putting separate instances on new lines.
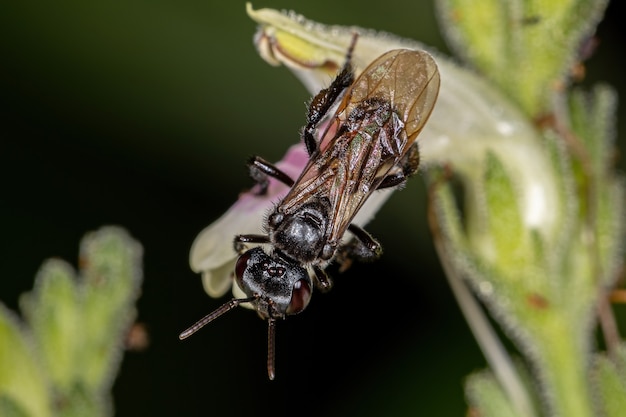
xmin=280 ymin=49 xmax=440 ymax=252
xmin=341 ymin=49 xmax=441 ymax=153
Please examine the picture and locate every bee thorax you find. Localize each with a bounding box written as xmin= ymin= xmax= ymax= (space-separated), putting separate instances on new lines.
xmin=270 ymin=201 xmax=330 ymax=263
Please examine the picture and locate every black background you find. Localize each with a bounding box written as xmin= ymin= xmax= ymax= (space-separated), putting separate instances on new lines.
xmin=1 ymin=1 xmax=624 ymax=416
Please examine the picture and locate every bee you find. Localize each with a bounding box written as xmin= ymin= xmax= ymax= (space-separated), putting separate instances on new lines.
xmin=180 ymin=38 xmax=440 ymax=380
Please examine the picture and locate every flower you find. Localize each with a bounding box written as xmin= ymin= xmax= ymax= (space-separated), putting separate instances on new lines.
xmin=247 ymin=3 xmax=559 ymax=239
xmin=192 ymin=4 xmax=560 ymax=302
xmin=190 ymin=144 xmax=306 ymax=299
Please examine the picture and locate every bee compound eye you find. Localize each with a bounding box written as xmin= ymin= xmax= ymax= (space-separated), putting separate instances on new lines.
xmin=286 ymin=279 xmax=312 ymax=315
xmin=235 ymin=251 xmax=252 ymax=283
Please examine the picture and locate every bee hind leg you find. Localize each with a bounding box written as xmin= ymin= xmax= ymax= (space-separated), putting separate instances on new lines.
xmin=377 ymin=143 xmax=420 ymax=190
xmin=248 ymin=156 xmax=295 ymax=195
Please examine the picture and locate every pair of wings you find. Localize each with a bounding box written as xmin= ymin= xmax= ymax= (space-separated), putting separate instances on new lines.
xmin=278 ymin=48 xmax=441 ymax=248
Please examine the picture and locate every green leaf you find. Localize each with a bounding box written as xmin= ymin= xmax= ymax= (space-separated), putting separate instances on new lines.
xmin=0 ymin=305 xmax=50 ymax=417
xmin=77 ymin=227 xmax=143 ymax=391
xmin=568 ymin=85 xmax=617 ymax=179
xmin=21 ymin=260 xmax=80 ymax=392
xmin=483 ymin=152 xmax=530 ymax=273
xmin=593 ymin=346 xmax=626 ymax=417
xmin=17 ymin=226 xmax=143 ymax=416
xmin=466 ymin=371 xmax=528 ymax=417
xmin=0 ymin=394 xmax=33 ymax=417
xmin=567 ymin=85 xmax=625 ymax=289
xmin=437 ymin=0 xmax=610 ymax=115
xmin=57 ymin=383 xmax=107 ymax=417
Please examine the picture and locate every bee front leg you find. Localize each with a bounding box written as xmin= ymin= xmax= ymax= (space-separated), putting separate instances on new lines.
xmin=248 ymin=156 xmax=295 ymax=195
xmin=302 ymin=37 xmax=357 ymax=156
xmin=313 ymin=265 xmax=333 ymax=292
xmin=234 ymin=234 xmax=270 ymax=253
xmin=377 ymin=143 xmax=420 ymax=190
xmin=302 ymin=66 xmax=353 ymax=155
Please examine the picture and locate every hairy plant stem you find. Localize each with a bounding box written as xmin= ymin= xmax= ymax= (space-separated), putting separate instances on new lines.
xmin=534 ymin=317 xmax=593 ymax=417
xmin=428 ymin=182 xmax=537 ymax=417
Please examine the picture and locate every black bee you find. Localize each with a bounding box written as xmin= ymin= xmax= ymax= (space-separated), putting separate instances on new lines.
xmin=180 ymin=39 xmax=440 ymax=380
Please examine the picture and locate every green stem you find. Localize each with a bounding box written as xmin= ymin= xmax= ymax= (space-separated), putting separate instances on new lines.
xmin=535 ymin=316 xmax=592 ymax=417
xmin=443 ymin=261 xmax=537 ymax=417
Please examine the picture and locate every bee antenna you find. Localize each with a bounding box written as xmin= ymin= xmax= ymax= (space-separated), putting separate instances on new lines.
xmin=179 ymin=296 xmax=257 ymax=340
xmin=267 ymin=318 xmax=277 ymax=380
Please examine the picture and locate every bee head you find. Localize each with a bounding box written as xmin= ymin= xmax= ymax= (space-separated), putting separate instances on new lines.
xmin=235 ymin=247 xmax=312 ymax=319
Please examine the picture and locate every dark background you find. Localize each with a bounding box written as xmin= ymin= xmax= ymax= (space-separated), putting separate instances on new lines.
xmin=0 ymin=1 xmax=624 ymax=416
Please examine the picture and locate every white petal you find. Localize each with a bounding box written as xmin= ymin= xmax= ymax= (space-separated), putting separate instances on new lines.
xmin=189 ymin=199 xmax=267 ymax=274
xmin=201 ymin=261 xmax=235 ymax=298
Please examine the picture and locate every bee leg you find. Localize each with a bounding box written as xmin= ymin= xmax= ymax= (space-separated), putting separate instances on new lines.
xmin=313 ymin=265 xmax=333 ymax=292
xmin=302 ymin=35 xmax=358 ymax=156
xmin=234 ymin=234 xmax=270 ymax=253
xmin=248 ymin=156 xmax=295 ymax=195
xmin=336 ymin=224 xmax=382 ymax=270
xmin=377 ymin=143 xmax=420 ymax=190
xmin=302 ymin=67 xmax=354 ymax=155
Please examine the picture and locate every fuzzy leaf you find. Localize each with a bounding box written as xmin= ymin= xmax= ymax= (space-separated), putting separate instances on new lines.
xmin=20 ymin=260 xmax=80 ymax=392
xmin=567 ymin=85 xmax=624 ymax=289
xmin=593 ymin=346 xmax=626 ymax=417
xmin=436 ymin=0 xmax=610 ymax=115
xmin=0 ymin=306 xmax=50 ymax=417
xmin=17 ymin=226 xmax=143 ymax=416
xmin=0 ymin=394 xmax=32 ymax=417
xmin=466 ymin=371 xmax=527 ymax=417
xmin=78 ymin=227 xmax=143 ymax=391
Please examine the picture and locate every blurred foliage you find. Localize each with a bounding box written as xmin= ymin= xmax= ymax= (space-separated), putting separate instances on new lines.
xmin=433 ymin=0 xmax=625 ymax=416
xmin=437 ymin=0 xmax=609 ymax=116
xmin=0 ymin=228 xmax=142 ymax=417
